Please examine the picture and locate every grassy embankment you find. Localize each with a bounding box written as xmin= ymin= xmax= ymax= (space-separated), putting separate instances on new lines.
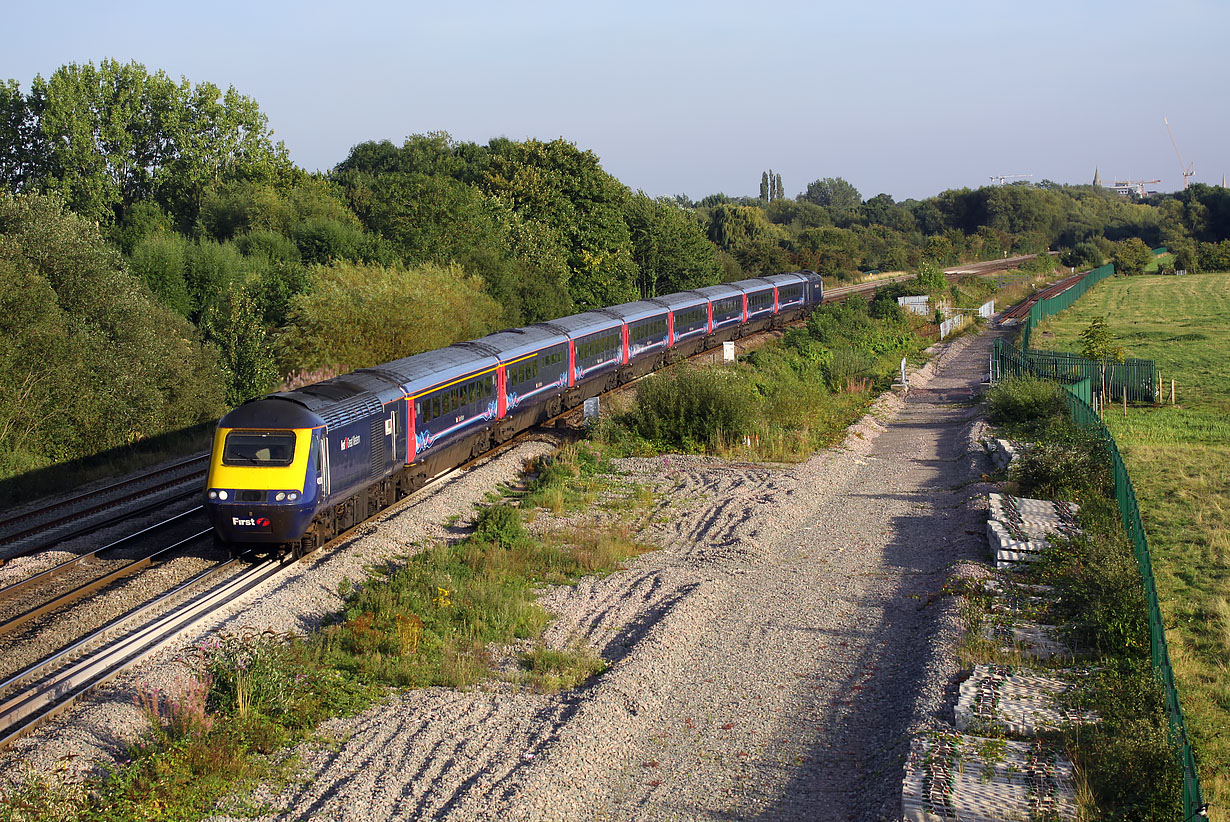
xmin=1034 ymin=271 xmax=1230 ymax=820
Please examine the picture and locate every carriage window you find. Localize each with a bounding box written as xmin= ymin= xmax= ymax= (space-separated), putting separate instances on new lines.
xmin=223 ymin=431 xmax=296 ymax=467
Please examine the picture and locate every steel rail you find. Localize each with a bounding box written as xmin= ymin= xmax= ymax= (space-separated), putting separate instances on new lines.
xmin=0 ymin=528 xmax=214 ymax=639
xmin=0 ymin=555 xmax=281 ymax=748
xmin=0 ymin=476 xmax=205 ymax=550
xmin=0 ymin=507 xmax=206 ymax=605
xmin=0 ymin=454 xmax=207 ymax=537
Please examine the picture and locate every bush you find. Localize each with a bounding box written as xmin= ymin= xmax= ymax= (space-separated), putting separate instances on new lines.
xmin=292 ymin=217 xmax=369 ymax=266
xmin=472 ymin=504 xmax=526 ymax=548
xmin=626 ymin=365 xmax=757 ymax=450
xmin=1012 ymin=428 xmax=1111 ymax=500
xmin=127 ymin=232 xmax=192 ymax=317
xmin=276 ymin=261 xmax=504 ymax=372
xmin=984 ymin=376 xmax=1067 ymax=435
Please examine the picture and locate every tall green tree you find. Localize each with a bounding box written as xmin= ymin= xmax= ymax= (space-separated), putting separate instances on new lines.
xmin=625 ymin=193 xmax=720 ymax=297
xmin=1111 ymin=237 xmax=1152 ymax=275
xmin=7 ymin=60 xmax=292 ymax=228
xmin=760 ymin=171 xmax=769 ymax=201
xmin=0 ymin=193 xmax=225 ymax=474
xmin=800 ymin=177 xmax=861 ymax=210
xmin=482 ymin=137 xmax=638 ymax=309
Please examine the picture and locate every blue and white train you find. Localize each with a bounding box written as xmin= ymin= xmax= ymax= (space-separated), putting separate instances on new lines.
xmin=204 ymin=272 xmax=823 ymax=555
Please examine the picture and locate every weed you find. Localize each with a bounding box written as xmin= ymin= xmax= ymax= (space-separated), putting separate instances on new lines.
xmin=519 ymin=643 xmax=609 ymax=692
xmin=471 ymin=503 xmax=526 ymax=548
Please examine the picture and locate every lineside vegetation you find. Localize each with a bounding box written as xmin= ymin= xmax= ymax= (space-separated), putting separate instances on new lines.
xmin=1034 ymin=271 xmax=1230 ymax=821
xmin=976 ymin=377 xmax=1181 ymax=820
xmin=0 ymin=443 xmax=651 ymax=821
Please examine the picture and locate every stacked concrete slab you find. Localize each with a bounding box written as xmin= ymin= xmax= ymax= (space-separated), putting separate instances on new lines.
xmin=985 ymin=438 xmax=1022 ymax=472
xmin=986 ymin=493 xmax=1079 ymax=570
xmin=955 ymin=665 xmax=1098 ymax=736
xmin=901 ymin=733 xmax=1076 ymax=822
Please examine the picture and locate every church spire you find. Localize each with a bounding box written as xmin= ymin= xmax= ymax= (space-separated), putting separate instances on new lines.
xmin=1093 ymin=167 xmax=1102 ymax=187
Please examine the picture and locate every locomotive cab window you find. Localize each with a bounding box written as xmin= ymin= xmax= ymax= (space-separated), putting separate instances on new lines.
xmin=223 ymin=431 xmax=296 ymax=466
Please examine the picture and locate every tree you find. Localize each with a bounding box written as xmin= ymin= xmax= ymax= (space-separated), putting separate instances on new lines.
xmin=200 ymin=281 xmax=279 ymax=405
xmin=774 ymin=172 xmax=783 ymax=202
xmin=482 ymin=137 xmax=639 ymax=309
xmin=0 ymin=80 xmax=43 ymax=192
xmin=760 ymin=171 xmax=769 ymax=201
xmin=800 ymin=177 xmax=861 ymax=210
xmin=10 ymin=60 xmax=292 ymax=228
xmin=1080 ymin=316 xmax=1125 ymax=399
xmin=1111 ymin=237 xmax=1152 ymax=275
xmin=624 ymin=193 xmax=719 ymax=298
xmin=0 ymin=192 xmax=225 ymax=474
xmin=277 ymin=261 xmax=504 ymax=372
xmin=922 ymin=235 xmax=954 ymax=264
xmin=915 ymin=260 xmax=947 ymax=292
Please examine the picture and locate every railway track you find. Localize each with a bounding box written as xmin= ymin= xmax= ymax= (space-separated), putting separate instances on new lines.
xmin=0 ymin=511 xmax=212 ymax=639
xmin=0 ymin=454 xmax=207 ymax=560
xmin=0 ymin=555 xmax=277 ymax=748
xmin=998 ymin=269 xmax=1089 ymax=323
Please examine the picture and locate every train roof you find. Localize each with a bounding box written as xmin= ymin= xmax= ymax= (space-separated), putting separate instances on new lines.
xmin=264 ymin=380 xmax=384 ymax=429
xmin=729 ymin=277 xmax=776 ymax=294
xmin=220 ymin=396 xmax=326 ymax=430
xmin=538 ymin=311 xmax=624 ymax=337
xmin=457 ymin=326 xmax=567 ymax=363
xmin=687 ymin=283 xmax=743 ymax=300
xmin=601 ymin=299 xmax=671 ymax=323
xmin=759 ymin=272 xmax=809 ymax=287
xmin=648 ymin=291 xmax=708 ymax=310
xmin=379 ymin=346 xmax=500 ymax=396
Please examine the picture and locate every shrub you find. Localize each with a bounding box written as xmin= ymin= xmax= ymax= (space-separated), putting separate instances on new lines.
xmin=1012 ymin=428 xmax=1111 ymax=500
xmin=626 ymin=365 xmax=757 ymax=450
xmin=128 ymin=232 xmax=192 ymax=317
xmin=984 ymin=376 xmax=1067 ymax=435
xmin=472 ymin=504 xmax=526 ymax=548
xmin=276 ymin=261 xmax=504 ymax=372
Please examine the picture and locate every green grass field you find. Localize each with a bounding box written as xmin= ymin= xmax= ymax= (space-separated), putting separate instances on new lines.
xmin=1036 ymin=271 xmax=1230 ymax=820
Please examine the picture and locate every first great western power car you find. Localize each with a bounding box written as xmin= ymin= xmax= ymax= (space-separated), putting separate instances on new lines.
xmin=204 ymin=272 xmax=823 ymax=556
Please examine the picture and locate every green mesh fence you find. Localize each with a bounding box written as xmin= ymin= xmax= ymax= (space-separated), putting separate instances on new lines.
xmin=1020 ymin=263 xmax=1116 ymax=350
xmin=993 ymin=275 xmax=1205 ymax=817
xmin=1060 ymin=389 xmax=1205 ymax=818
xmin=993 ymin=341 xmax=1157 ymax=403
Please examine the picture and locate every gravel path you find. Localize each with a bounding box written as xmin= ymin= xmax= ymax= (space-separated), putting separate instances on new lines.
xmin=0 ymin=328 xmax=1005 ymax=822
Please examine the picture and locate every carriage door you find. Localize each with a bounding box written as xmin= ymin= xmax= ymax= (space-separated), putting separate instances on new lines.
xmin=321 ymin=437 xmax=331 ymax=496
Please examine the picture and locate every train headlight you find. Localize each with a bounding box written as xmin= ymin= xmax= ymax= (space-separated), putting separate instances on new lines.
xmin=275 ymin=492 xmax=286 ymax=501
xmin=208 ymin=490 xmax=218 ymax=500
xmin=218 ymin=490 xmax=229 ymax=501
xmin=287 ymin=492 xmax=299 ymax=501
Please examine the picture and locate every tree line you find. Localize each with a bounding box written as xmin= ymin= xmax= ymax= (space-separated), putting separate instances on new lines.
xmin=3 ymin=59 xmax=1230 ymax=477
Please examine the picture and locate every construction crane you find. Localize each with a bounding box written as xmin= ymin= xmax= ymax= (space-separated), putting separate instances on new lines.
xmin=1164 ymin=117 xmax=1195 ymax=189
xmin=989 ymin=174 xmax=1033 ymax=186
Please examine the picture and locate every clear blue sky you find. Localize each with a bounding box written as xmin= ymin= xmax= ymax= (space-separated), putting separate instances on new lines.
xmin=6 ymin=0 xmax=1226 ymax=201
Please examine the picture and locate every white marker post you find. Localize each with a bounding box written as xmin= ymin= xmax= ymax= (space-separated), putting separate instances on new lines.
xmin=722 ymin=341 xmax=735 ymax=362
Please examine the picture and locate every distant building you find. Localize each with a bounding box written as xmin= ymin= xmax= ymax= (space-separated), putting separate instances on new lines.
xmin=1093 ymin=167 xmax=1101 ymax=187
